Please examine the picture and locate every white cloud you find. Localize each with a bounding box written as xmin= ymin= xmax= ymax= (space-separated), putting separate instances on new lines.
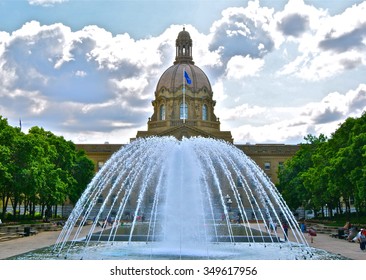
xmin=308 ymin=84 xmax=366 ymax=122
xmin=0 ymin=88 xmax=48 ymax=118
xmin=1 ymin=1 xmax=366 ymax=146
xmin=75 ymin=70 xmax=87 ymax=77
xmin=275 ymin=0 xmax=326 ymax=37
xmin=110 ymin=76 xmax=150 ymax=100
xmin=276 ymin=1 xmax=366 ymax=81
xmin=226 ymin=55 xmax=264 ymax=79
xmin=209 ymin=1 xmax=275 ymax=62
xmin=278 ymin=50 xmax=364 ymax=80
xmin=28 ymin=0 xmax=68 ymax=7
xmin=221 ymin=103 xmax=266 ymax=121
xmin=230 ymin=84 xmax=366 ymax=144
xmin=211 ymin=80 xmax=227 ymax=102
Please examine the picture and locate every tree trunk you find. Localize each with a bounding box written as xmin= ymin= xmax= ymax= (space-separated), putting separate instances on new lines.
xmin=1 ymin=196 xmax=9 ymax=218
xmin=54 ymin=205 xmax=58 ymax=218
xmin=10 ymin=197 xmax=18 ymax=220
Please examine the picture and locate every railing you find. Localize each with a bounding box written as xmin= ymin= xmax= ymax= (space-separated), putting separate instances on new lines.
xmin=170 ymin=120 xmax=197 ymax=126
xmin=148 ymin=119 xmax=220 ymax=129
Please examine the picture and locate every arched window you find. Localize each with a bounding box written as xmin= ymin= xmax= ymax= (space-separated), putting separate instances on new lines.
xmin=159 ymin=104 xmax=165 ymax=120
xmin=180 ymin=102 xmax=188 ymax=119
xmin=202 ymin=104 xmax=208 ymax=120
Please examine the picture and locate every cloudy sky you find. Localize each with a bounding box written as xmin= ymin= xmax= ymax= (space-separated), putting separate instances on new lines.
xmin=0 ymin=0 xmax=366 ymax=145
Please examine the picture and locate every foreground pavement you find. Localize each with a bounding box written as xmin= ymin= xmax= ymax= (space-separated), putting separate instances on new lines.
xmin=0 ymin=227 xmax=365 ymax=260
xmin=302 ymin=231 xmax=366 ymax=260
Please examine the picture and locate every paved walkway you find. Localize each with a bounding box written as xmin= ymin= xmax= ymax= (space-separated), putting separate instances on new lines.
xmin=302 ymin=232 xmax=366 ymax=260
xmin=0 ymin=227 xmax=365 ymax=260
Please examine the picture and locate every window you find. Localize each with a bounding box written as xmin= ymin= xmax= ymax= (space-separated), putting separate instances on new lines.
xmin=97 ymin=195 xmax=103 ymax=204
xmin=264 ymin=162 xmax=271 ymax=170
xmin=202 ymin=104 xmax=208 ymax=120
xmin=97 ymin=161 xmax=104 ymax=170
xmin=180 ymin=102 xmax=188 ymax=119
xmin=159 ymin=104 xmax=165 ymax=120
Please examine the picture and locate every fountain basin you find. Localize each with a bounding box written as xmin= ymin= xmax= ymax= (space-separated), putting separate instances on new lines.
xmin=8 ymin=241 xmax=347 ymax=260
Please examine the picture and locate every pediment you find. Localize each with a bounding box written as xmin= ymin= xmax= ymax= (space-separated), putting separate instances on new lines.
xmin=157 ymin=124 xmax=212 ymax=140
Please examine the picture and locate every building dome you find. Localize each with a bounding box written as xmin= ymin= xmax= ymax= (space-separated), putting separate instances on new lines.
xmin=156 ymin=63 xmax=212 ymax=94
xmin=177 ymin=28 xmax=191 ymax=41
xmin=156 ymin=27 xmax=212 ymax=94
xmin=136 ymin=28 xmax=233 ymax=143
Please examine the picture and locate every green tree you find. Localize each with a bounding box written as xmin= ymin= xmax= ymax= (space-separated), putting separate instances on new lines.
xmin=68 ymin=150 xmax=95 ymax=205
xmin=9 ymin=131 xmax=34 ymax=218
xmin=0 ymin=118 xmax=95 ymax=220
xmin=278 ymin=113 xmax=366 ymax=219
xmin=28 ymin=126 xmax=94 ymax=217
xmin=327 ymin=113 xmax=366 ymax=215
xmin=0 ymin=117 xmax=21 ymax=218
xmin=347 ymin=133 xmax=366 ymax=212
xmin=277 ymin=134 xmax=327 ymax=215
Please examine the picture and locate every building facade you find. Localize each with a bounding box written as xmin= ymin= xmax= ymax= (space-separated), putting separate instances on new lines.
xmin=76 ymin=28 xmax=299 ymax=184
xmin=76 ymin=142 xmax=299 ymax=184
xmin=135 ymin=27 xmax=233 ymax=142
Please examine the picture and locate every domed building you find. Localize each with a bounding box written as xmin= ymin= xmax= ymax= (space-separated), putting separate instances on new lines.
xmin=77 ymin=28 xmax=299 ymax=186
xmin=135 ymin=28 xmax=233 ymax=142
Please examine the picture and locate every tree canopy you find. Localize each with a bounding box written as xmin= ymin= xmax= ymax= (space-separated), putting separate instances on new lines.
xmin=277 ymin=112 xmax=366 ymax=218
xmin=0 ymin=116 xmax=95 ymax=220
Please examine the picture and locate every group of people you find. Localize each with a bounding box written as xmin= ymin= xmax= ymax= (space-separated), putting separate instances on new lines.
xmin=303 ymin=221 xmax=366 ymax=248
xmin=93 ymin=216 xmax=114 ymax=228
xmin=305 ymin=221 xmax=366 ymax=250
xmin=355 ymin=228 xmax=366 ymax=251
xmin=93 ymin=213 xmax=146 ymax=228
xmin=267 ymin=220 xmax=289 ymax=241
xmin=342 ymin=222 xmax=366 ymax=251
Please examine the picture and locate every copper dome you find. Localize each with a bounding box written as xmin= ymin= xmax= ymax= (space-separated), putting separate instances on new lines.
xmin=156 ymin=63 xmax=212 ymax=93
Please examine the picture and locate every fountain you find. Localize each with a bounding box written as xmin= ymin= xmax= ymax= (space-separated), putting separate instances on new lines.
xmin=33 ymin=136 xmax=325 ymax=260
xmin=10 ymin=136 xmax=345 ymax=260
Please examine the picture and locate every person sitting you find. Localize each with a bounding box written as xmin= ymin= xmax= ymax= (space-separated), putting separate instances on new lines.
xmin=346 ymin=227 xmax=358 ymax=242
xmin=357 ymin=229 xmax=366 ymax=251
xmin=338 ymin=221 xmax=351 ymax=239
xmin=343 ymin=221 xmax=352 ymax=230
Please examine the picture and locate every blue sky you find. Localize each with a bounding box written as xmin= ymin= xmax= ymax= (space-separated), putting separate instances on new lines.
xmin=1 ymin=0 xmax=366 ymax=144
xmin=1 ymin=1 xmax=362 ymax=37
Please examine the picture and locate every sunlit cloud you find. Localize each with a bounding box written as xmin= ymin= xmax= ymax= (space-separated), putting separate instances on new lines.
xmin=1 ymin=1 xmax=366 ymax=145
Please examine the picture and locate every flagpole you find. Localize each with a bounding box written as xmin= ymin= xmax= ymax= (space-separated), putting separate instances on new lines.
xmin=183 ymin=67 xmax=186 ymax=123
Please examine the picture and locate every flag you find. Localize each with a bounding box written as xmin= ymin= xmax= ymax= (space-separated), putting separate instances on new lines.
xmin=184 ymin=70 xmax=192 ymax=85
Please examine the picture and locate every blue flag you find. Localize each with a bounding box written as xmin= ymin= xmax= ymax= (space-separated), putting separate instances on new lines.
xmin=184 ymin=70 xmax=192 ymax=84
